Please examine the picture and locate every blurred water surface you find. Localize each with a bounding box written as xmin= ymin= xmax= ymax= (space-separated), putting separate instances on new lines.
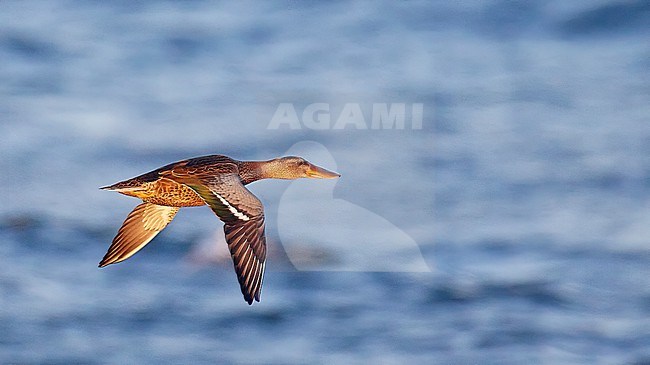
xmin=1 ymin=1 xmax=650 ymax=364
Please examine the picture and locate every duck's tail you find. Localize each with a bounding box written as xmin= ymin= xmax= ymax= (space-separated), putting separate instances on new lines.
xmin=100 ymin=179 xmax=144 ymax=192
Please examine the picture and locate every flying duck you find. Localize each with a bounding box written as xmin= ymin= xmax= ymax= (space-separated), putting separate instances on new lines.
xmin=99 ymin=154 xmax=340 ymax=304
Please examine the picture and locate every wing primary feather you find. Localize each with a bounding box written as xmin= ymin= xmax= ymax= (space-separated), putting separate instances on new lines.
xmin=99 ymin=203 xmax=178 ymax=267
xmin=173 ymin=169 xmax=268 ymax=305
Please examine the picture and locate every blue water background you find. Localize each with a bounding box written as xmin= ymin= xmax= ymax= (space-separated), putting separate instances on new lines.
xmin=1 ymin=1 xmax=650 ymax=364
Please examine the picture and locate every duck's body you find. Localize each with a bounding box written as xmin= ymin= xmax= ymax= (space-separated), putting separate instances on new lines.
xmin=103 ymin=155 xmax=249 ymax=207
xmin=99 ymin=154 xmax=339 ymax=304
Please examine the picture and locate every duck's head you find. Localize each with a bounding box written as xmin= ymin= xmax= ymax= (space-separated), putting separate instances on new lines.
xmin=265 ymin=156 xmax=340 ymax=180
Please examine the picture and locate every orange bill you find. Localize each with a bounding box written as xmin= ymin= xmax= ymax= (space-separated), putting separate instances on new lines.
xmin=306 ymin=163 xmax=340 ymax=178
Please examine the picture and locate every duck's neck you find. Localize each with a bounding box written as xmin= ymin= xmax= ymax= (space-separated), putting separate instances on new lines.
xmin=238 ymin=159 xmax=285 ymax=185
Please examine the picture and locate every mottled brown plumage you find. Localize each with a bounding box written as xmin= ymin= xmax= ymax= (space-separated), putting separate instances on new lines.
xmin=99 ymin=154 xmax=340 ymax=305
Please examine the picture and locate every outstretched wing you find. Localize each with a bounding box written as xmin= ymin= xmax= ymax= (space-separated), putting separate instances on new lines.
xmin=169 ymin=163 xmax=267 ymax=305
xmin=99 ymin=203 xmax=179 ymax=267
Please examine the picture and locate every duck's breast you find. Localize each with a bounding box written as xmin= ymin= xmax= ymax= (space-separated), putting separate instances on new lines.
xmin=143 ymin=178 xmax=206 ymax=207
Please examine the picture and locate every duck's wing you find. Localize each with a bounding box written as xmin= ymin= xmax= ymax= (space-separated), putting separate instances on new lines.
xmin=99 ymin=203 xmax=179 ymax=267
xmin=168 ymin=163 xmax=267 ymax=305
